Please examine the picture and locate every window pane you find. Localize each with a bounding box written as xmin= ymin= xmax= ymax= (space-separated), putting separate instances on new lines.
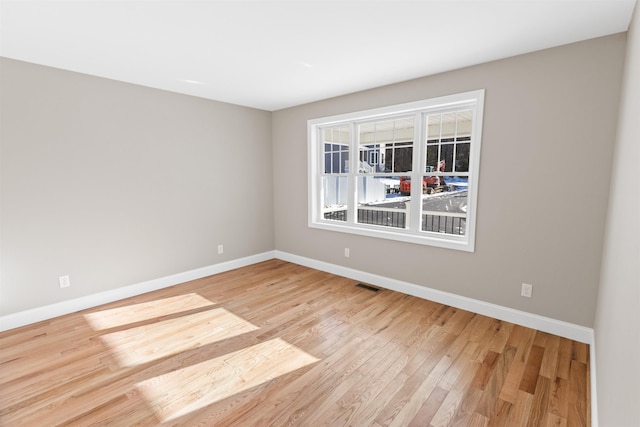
xmin=424 ymin=110 xmax=473 ymax=174
xmin=359 ymin=144 xmax=381 ymax=172
xmin=427 ymin=114 xmax=441 ymax=140
xmin=357 ymin=176 xmax=408 ymax=229
xmin=426 ymin=145 xmax=438 ymax=170
xmin=392 ymin=142 xmax=413 ymax=173
xmin=339 ymin=151 xmax=349 ymax=173
xmin=374 ymin=120 xmax=395 ymax=144
xmin=456 ymin=110 xmax=473 ymax=138
xmin=421 ymin=180 xmax=467 ymax=235
xmin=322 ymin=128 xmax=334 ymax=144
xmin=359 ymin=123 xmax=376 ymax=144
xmin=443 ymin=112 xmax=459 ymax=138
xmin=393 ymin=117 xmax=414 ymax=142
xmin=332 ymin=153 xmax=340 ymax=173
xmin=440 ymin=144 xmax=454 ymax=172
xmin=322 ymin=125 xmax=351 ymax=175
xmin=455 ymin=143 xmax=470 ymax=172
xmin=323 ymin=126 xmax=350 ymax=145
xmin=359 ymin=117 xmax=413 ymax=174
xmin=322 ymin=176 xmax=348 ymax=222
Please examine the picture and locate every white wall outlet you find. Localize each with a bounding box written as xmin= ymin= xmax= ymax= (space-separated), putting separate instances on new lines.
xmin=59 ymin=275 xmax=71 ymax=288
xmin=521 ymin=283 xmax=533 ymax=298
xmin=344 ymin=248 xmax=350 ymax=258
xmin=217 ymin=244 xmax=224 ymax=254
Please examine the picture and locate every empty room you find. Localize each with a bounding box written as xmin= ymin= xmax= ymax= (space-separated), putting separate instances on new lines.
xmin=1 ymin=1 xmax=638 ymax=426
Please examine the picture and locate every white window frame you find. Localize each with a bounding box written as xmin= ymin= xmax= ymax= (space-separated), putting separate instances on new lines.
xmin=308 ymin=90 xmax=485 ymax=252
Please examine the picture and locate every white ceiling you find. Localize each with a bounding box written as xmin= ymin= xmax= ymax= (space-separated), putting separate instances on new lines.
xmin=0 ymin=0 xmax=636 ymax=111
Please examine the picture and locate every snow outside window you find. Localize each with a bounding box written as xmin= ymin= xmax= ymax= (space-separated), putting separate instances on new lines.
xmin=308 ymin=90 xmax=485 ymax=252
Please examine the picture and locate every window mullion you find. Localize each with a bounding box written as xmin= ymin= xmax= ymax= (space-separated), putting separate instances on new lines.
xmin=314 ymin=127 xmax=324 ymax=223
xmin=409 ymin=112 xmax=423 ymax=232
xmin=347 ymin=122 xmax=358 ymax=226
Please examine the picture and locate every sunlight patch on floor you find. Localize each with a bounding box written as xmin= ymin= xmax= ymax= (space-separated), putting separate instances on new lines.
xmin=84 ymin=293 xmax=216 ymax=330
xmin=98 ymin=307 xmax=259 ymax=367
xmin=136 ymin=337 xmax=320 ymax=422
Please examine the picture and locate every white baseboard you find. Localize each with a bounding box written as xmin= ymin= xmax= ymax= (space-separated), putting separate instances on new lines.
xmin=274 ymin=250 xmax=595 ymax=344
xmin=590 ymin=338 xmax=599 ymax=427
xmin=0 ymin=251 xmax=276 ymax=332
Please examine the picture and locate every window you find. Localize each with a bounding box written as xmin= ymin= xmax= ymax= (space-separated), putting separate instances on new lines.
xmin=308 ymin=90 xmax=485 ymax=251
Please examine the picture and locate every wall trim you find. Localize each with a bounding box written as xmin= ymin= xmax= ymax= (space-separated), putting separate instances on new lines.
xmin=274 ymin=250 xmax=595 ymax=344
xmin=590 ymin=337 xmax=599 ymax=427
xmin=0 ymin=251 xmax=276 ymax=332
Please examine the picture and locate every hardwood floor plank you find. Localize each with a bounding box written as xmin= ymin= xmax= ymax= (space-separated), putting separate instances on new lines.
xmin=498 ymin=358 xmax=525 ymax=404
xmin=508 ymin=325 xmax=537 ymax=364
xmin=407 ymin=386 xmax=449 ymax=426
xmin=427 ymin=338 xmax=479 ymax=393
xmin=447 ymin=387 xmax=483 ymax=426
xmin=548 ymin=377 xmax=570 ymax=420
xmin=372 ymin=336 xmax=463 ymax=425
xmin=471 ymin=350 xmax=500 ymax=391
xmin=520 ymin=345 xmax=545 ymax=394
xmin=485 ymin=399 xmax=513 ymax=427
xmin=555 ymin=337 xmax=573 ymax=380
xmin=429 ymin=358 xmax=481 ymax=427
xmin=507 ymin=390 xmax=535 ymax=426
xmin=527 ymin=376 xmax=551 ymax=427
xmin=302 ymin=343 xmax=409 ymax=426
xmin=540 ymin=334 xmax=561 ymax=379
xmin=568 ymin=360 xmax=589 ymax=427
xmin=331 ymin=371 xmax=411 ymax=427
xmin=572 ymin=342 xmax=589 ymax=365
xmin=546 ymin=412 xmax=568 ymax=427
xmin=0 ymin=260 xmax=590 ymax=426
xmin=475 ymin=348 xmax=515 ymax=419
xmin=487 ymin=321 xmax=515 ymax=354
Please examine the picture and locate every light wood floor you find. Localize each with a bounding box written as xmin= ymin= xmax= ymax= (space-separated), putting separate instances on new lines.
xmin=0 ymin=260 xmax=589 ymax=426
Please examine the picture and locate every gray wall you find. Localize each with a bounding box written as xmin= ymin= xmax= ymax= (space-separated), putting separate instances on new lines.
xmin=0 ymin=58 xmax=274 ymax=315
xmin=595 ymin=3 xmax=640 ymax=425
xmin=272 ymin=34 xmax=626 ymax=327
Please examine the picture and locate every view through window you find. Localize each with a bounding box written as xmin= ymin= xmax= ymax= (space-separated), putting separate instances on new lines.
xmin=308 ymin=90 xmax=484 ymax=251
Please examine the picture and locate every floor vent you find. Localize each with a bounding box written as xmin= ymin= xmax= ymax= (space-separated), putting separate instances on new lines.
xmin=356 ymin=283 xmax=380 ymax=292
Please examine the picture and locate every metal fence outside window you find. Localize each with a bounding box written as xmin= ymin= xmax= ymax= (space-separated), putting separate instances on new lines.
xmin=324 ymin=209 xmax=465 ymax=235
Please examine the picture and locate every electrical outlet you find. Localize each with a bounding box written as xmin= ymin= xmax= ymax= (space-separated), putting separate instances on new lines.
xmin=217 ymin=244 xmax=224 ymax=254
xmin=59 ymin=275 xmax=71 ymax=289
xmin=521 ymin=283 xmax=533 ymax=298
xmin=344 ymin=248 xmax=350 ymax=258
